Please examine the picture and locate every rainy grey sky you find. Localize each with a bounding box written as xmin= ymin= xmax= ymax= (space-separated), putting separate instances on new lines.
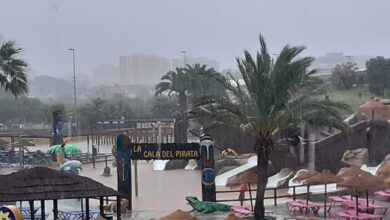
xmin=1 ymin=0 xmax=390 ymax=78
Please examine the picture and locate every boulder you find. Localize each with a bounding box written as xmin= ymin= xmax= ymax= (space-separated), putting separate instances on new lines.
xmin=341 ymin=148 xmax=369 ymax=167
xmin=382 ymin=154 xmax=390 ymax=166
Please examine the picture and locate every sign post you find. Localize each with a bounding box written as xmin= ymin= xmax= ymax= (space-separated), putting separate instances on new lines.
xmin=199 ymin=135 xmax=216 ymax=202
xmin=116 ymin=134 xmax=132 ymax=210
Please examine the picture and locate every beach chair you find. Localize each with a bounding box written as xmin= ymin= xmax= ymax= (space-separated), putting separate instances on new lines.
xmin=331 ymin=210 xmax=383 ymax=220
xmin=286 ymin=200 xmax=323 ymax=214
xmin=230 ymin=206 xmax=254 ymax=216
xmin=374 ymin=191 xmax=390 ymax=201
xmin=341 ymin=201 xmax=388 ymax=215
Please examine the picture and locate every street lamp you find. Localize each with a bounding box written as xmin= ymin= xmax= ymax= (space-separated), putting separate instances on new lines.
xmin=68 ymin=48 xmax=78 ymax=129
xmin=180 ymin=50 xmax=187 ymax=68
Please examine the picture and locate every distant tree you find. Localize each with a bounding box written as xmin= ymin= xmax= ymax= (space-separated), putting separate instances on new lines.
xmin=155 ymin=64 xmax=226 ymax=143
xmin=0 ymin=38 xmax=28 ymax=97
xmin=366 ymin=56 xmax=390 ymax=96
xmin=331 ymin=62 xmax=358 ymax=90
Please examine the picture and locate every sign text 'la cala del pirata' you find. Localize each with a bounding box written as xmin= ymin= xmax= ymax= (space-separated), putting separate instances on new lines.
xmin=130 ymin=143 xmax=200 ymax=160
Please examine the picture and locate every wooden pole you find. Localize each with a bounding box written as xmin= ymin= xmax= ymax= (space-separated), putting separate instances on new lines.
xmin=135 ymin=160 xmax=138 ymax=197
xmin=99 ymin=197 xmax=104 ymax=217
xmin=40 ymin=200 xmax=45 ymax=220
xmin=248 ymin=184 xmax=253 ymax=211
xmin=29 ymin=200 xmax=35 ymax=220
xmin=117 ymin=196 xmax=121 ymax=220
xmin=85 ymin=198 xmax=90 ymax=220
xmin=53 ymin=200 xmax=58 ymax=220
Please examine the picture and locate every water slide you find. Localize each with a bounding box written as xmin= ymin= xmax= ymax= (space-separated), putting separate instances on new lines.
xmin=215 ymin=155 xmax=257 ymax=186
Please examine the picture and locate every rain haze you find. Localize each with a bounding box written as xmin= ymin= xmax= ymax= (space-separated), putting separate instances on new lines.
xmin=1 ymin=0 xmax=390 ymax=79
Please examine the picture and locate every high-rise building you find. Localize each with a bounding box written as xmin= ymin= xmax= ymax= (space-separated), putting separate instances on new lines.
xmin=119 ymin=54 xmax=170 ymax=85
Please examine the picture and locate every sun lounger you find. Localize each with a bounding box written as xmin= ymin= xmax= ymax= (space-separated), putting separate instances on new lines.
xmin=374 ymin=191 xmax=390 ymax=201
xmin=341 ymin=201 xmax=387 ymax=215
xmin=332 ymin=210 xmax=383 ymax=220
xmin=286 ymin=199 xmax=324 ymax=214
xmin=231 ymin=206 xmax=254 ymax=216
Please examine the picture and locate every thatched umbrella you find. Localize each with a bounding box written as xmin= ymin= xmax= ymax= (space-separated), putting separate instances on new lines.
xmin=337 ymin=173 xmax=384 ymax=215
xmin=336 ymin=166 xmax=368 ymax=179
xmin=224 ymin=213 xmax=244 ymax=220
xmin=294 ymin=170 xmax=319 ymax=181
xmin=293 ymin=170 xmax=319 ymax=204
xmin=377 ymin=164 xmax=390 ymax=178
xmin=159 ymin=209 xmax=199 ymax=220
xmin=227 ymin=171 xmax=256 ymax=210
xmin=305 ymin=170 xmax=343 ymax=217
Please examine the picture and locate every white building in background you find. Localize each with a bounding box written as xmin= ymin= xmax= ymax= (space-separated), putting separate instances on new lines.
xmin=92 ymin=64 xmax=119 ymax=86
xmin=119 ymin=54 xmax=170 ymax=85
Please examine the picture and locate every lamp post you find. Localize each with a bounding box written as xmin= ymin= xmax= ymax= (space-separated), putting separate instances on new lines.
xmin=68 ymin=48 xmax=78 ymax=129
xmin=180 ymin=50 xmax=187 ymax=68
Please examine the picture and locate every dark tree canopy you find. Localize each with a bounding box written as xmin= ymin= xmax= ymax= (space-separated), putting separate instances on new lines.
xmin=366 ymin=56 xmax=390 ymax=96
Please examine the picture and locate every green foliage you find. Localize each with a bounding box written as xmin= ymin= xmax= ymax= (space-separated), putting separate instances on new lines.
xmin=331 ymin=62 xmax=359 ymax=90
xmin=0 ymin=38 xmax=28 ymax=97
xmin=0 ymin=96 xmax=46 ymax=123
xmin=192 ymin=35 xmax=348 ymax=138
xmin=366 ymin=56 xmax=390 ymax=96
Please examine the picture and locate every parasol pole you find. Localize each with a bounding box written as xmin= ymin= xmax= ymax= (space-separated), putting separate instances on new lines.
xmin=356 ymin=190 xmax=359 ymax=216
xmin=366 ymin=189 xmax=369 ymax=214
xmin=306 ymin=184 xmax=310 ymax=205
xmin=324 ymin=183 xmax=327 ymax=217
xmin=248 ymin=183 xmax=253 ymax=211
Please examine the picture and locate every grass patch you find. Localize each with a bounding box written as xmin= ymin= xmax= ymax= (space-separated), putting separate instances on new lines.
xmin=312 ymin=85 xmax=379 ymax=111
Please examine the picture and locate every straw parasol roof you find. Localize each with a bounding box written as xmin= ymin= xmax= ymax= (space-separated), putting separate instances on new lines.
xmin=336 ymin=166 xmax=370 ymax=179
xmin=384 ymin=177 xmax=390 ymax=188
xmin=159 ymin=209 xmax=199 ymax=220
xmin=377 ymin=164 xmax=390 ymax=178
xmin=224 ymin=213 xmax=244 ymax=220
xmin=0 ymin=167 xmax=121 ymax=202
xmin=359 ymin=99 xmax=384 ymax=110
xmin=227 ymin=171 xmax=257 ymax=187
xmin=337 ymin=173 xmax=384 ymax=192
xmin=294 ymin=170 xmax=319 ymax=181
xmin=304 ymin=170 xmax=343 ymax=185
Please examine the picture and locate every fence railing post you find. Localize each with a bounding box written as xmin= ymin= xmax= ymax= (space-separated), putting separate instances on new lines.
xmin=293 ymin=186 xmax=296 ymax=201
xmin=273 ymin=188 xmax=277 ymax=206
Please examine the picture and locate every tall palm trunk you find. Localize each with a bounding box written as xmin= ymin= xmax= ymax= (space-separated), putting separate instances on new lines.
xmin=254 ymin=133 xmax=272 ymax=220
xmin=174 ymin=91 xmax=188 ymax=143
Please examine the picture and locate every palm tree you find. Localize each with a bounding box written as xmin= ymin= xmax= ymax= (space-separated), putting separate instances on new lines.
xmin=155 ymin=64 xmax=226 ymax=143
xmin=191 ymin=35 xmax=348 ymax=219
xmin=0 ymin=39 xmax=28 ymax=97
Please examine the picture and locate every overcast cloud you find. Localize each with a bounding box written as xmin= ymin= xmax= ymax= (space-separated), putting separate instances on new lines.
xmin=1 ymin=0 xmax=389 ymax=77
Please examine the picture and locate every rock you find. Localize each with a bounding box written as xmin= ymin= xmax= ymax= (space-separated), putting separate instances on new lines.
xmin=217 ymin=166 xmax=239 ymax=175
xmin=341 ymin=148 xmax=369 ymax=167
xmin=382 ymin=154 xmax=390 ymax=166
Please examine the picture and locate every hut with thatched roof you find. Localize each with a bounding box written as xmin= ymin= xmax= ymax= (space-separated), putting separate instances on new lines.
xmin=0 ymin=167 xmax=123 ymax=220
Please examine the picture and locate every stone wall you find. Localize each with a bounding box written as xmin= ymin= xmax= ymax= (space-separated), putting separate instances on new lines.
xmin=314 ymin=121 xmax=368 ymax=172
xmin=368 ymin=120 xmax=390 ymax=164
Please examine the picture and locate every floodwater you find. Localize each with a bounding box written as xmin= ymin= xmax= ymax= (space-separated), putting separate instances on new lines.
xmin=14 ymin=139 xmax=289 ymax=219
